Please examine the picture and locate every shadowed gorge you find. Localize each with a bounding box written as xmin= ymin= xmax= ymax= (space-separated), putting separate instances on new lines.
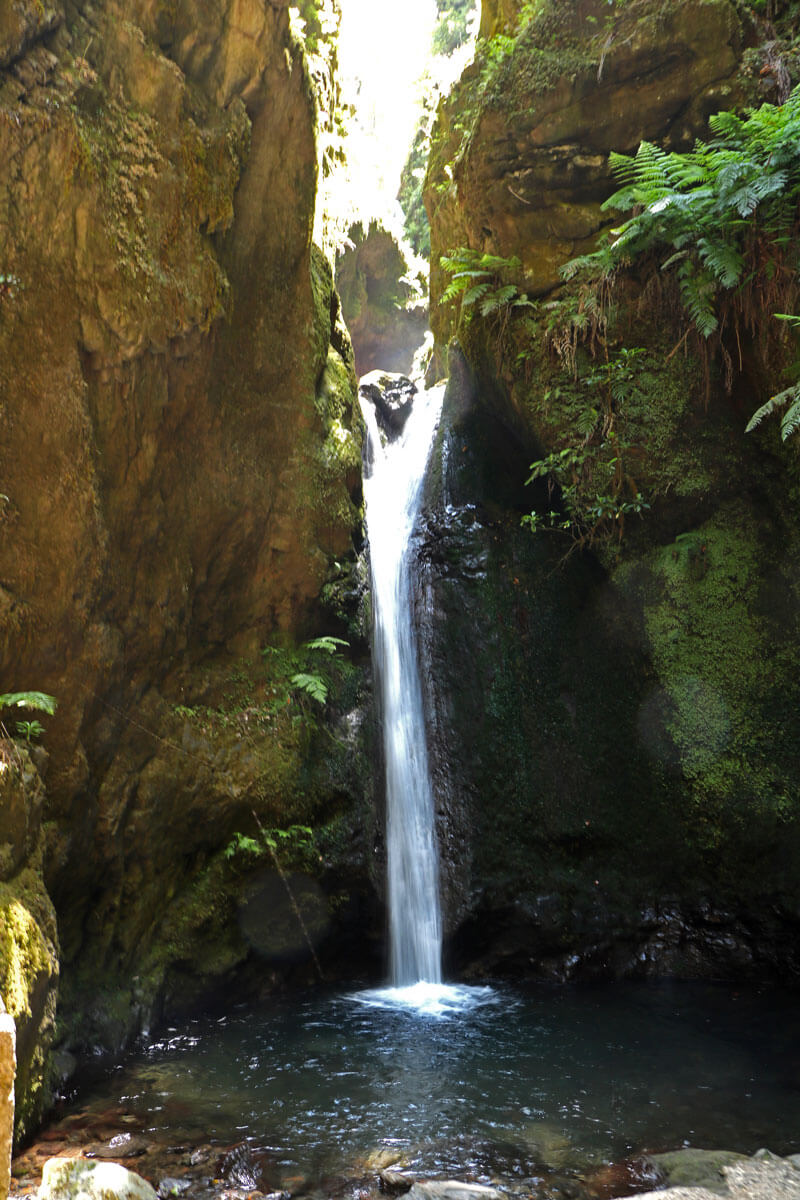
xmin=2 ymin=0 xmax=800 ymax=1197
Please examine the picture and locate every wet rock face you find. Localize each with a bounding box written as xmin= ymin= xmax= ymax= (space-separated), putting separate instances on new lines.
xmin=415 ymin=349 xmax=800 ymax=982
xmin=410 ymin=0 xmax=800 ymax=981
xmin=0 ymin=0 xmax=370 ymax=1069
xmin=359 ymin=371 xmax=418 ymax=440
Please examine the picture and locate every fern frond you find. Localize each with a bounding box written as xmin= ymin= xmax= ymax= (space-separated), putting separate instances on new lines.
xmin=441 ymin=276 xmax=474 ymax=302
xmin=781 ymin=394 xmax=800 ymax=440
xmin=696 ymin=237 xmax=743 ymax=288
xmin=439 ymin=249 xmax=475 ymax=272
xmin=678 ymin=265 xmax=718 ymax=337
xmin=0 ymin=691 xmax=57 ymax=715
xmin=291 ymin=673 xmax=328 ymax=704
xmin=462 ymin=281 xmax=491 ymax=306
xmin=479 ymin=253 xmax=521 ymax=273
xmin=305 ymin=635 xmax=348 ymax=654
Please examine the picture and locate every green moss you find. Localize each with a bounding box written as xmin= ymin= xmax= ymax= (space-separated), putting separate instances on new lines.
xmin=614 ymin=506 xmax=800 ymax=887
xmin=0 ymin=864 xmax=58 ymax=1143
xmin=0 ymin=883 xmax=51 ymax=1023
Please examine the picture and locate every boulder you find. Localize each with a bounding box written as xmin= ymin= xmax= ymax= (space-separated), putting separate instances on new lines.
xmin=406 ymin=1183 xmax=504 ymax=1200
xmin=38 ymin=1157 xmax=158 ymax=1200
xmin=359 ymin=371 xmax=417 ymax=439
xmin=632 ymin=1155 xmax=800 ymax=1199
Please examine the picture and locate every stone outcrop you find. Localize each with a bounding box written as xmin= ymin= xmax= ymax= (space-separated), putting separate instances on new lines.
xmin=421 ymin=1 xmax=800 ymax=978
xmin=634 ymin=1149 xmax=800 ymax=1199
xmin=427 ymin=0 xmax=749 ymax=333
xmin=37 ymin=1157 xmax=158 ymax=1200
xmin=336 ymin=219 xmax=428 ymax=375
xmin=359 ymin=370 xmax=417 ymax=440
xmin=0 ymin=0 xmax=375 ymax=1105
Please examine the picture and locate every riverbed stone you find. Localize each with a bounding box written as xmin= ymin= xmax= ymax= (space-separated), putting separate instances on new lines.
xmin=406 ymin=1183 xmax=505 ymax=1200
xmin=38 ymin=1157 xmax=158 ymax=1200
xmin=631 ymin=1155 xmax=800 ymax=1199
xmin=646 ymin=1149 xmax=749 ymax=1193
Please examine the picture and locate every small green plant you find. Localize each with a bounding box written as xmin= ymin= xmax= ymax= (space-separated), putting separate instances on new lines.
xmin=289 ymin=636 xmax=348 ymax=707
xmin=0 ymin=692 xmax=57 ymax=744
xmin=16 ymin=719 xmax=45 ymax=743
xmin=562 ymin=87 xmax=800 ymax=339
xmin=439 ymin=248 xmax=535 ymax=344
xmin=521 ymin=348 xmax=650 ymax=549
xmin=746 ymin=313 xmax=800 ymax=440
xmin=224 ymin=824 xmax=317 ymax=867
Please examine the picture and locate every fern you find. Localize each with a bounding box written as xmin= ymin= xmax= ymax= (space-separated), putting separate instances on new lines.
xmin=304 ymin=635 xmax=348 ymax=655
xmin=439 ymin=247 xmax=531 ymax=326
xmin=481 ymin=284 xmax=518 ymax=315
xmin=0 ymin=691 xmax=57 ymax=715
xmin=565 ymin=86 xmax=800 ymax=341
xmin=291 ymin=673 xmax=329 ymax=704
xmin=464 ymin=281 xmax=492 ymax=307
xmin=746 ymin=382 xmax=800 ymax=440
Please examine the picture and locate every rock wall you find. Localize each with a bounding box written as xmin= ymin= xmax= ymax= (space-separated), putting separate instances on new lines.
xmin=0 ymin=0 xmax=376 ymax=1121
xmin=427 ymin=0 xmax=749 ymax=334
xmin=421 ymin=0 xmax=800 ymax=980
xmin=335 ymin=219 xmax=428 ymax=376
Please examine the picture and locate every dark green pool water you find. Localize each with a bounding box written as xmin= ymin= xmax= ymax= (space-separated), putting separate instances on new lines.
xmin=69 ymin=980 xmax=800 ymax=1190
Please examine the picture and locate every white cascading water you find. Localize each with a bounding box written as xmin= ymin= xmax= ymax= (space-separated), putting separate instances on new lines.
xmin=360 ymin=385 xmax=445 ymax=988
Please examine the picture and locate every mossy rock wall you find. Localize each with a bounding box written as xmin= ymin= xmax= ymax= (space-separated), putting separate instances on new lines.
xmin=419 ymin=0 xmax=800 ymax=979
xmin=0 ymin=0 xmax=374 ymax=1072
xmin=417 ymin=349 xmax=800 ymax=982
xmin=426 ymin=0 xmax=750 ymax=345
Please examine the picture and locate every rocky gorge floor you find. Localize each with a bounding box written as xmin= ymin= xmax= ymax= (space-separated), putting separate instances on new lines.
xmin=9 ymin=1098 xmax=800 ymax=1200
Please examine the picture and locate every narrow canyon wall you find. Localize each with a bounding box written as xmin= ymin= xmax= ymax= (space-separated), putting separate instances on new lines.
xmin=0 ymin=0 xmax=376 ymax=1133
xmin=421 ymin=0 xmax=800 ymax=979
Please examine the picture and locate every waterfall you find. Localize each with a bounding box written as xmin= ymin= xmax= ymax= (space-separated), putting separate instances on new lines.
xmin=360 ymin=385 xmax=444 ymax=986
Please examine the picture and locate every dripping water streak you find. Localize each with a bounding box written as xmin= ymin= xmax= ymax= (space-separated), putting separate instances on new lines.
xmin=360 ymin=386 xmax=444 ymax=986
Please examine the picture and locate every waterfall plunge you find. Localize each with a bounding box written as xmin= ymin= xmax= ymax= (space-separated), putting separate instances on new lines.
xmin=360 ymin=385 xmax=444 ymax=988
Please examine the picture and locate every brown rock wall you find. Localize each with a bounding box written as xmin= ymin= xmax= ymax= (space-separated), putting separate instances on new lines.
xmin=0 ymin=0 xmax=364 ymax=1059
xmin=427 ymin=0 xmax=749 ymax=334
